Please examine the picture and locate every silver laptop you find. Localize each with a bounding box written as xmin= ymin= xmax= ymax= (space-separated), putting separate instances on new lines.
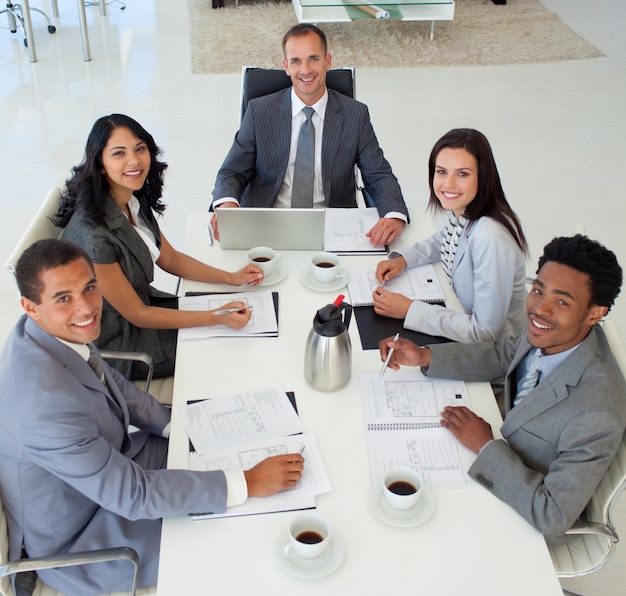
xmin=216 ymin=207 xmax=326 ymax=250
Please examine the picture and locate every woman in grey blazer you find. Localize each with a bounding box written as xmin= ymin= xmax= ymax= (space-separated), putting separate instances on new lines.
xmin=374 ymin=128 xmax=528 ymax=343
xmin=57 ymin=114 xmax=264 ymax=378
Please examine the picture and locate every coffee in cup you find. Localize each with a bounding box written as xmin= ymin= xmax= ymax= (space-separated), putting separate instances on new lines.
xmin=283 ymin=513 xmax=331 ymax=560
xmin=247 ymin=246 xmax=281 ymax=277
xmin=382 ymin=467 xmax=423 ymax=511
xmin=311 ymin=252 xmax=346 ymax=284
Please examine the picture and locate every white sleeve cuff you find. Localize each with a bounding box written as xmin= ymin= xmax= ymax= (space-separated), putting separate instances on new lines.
xmin=224 ymin=468 xmax=248 ymax=507
xmin=213 ymin=197 xmax=240 ymax=209
xmin=384 ymin=212 xmax=407 ymax=224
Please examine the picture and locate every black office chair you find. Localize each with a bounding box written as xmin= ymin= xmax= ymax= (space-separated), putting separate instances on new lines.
xmin=238 ymin=66 xmax=374 ymax=208
xmin=240 ymin=66 xmax=355 ymax=121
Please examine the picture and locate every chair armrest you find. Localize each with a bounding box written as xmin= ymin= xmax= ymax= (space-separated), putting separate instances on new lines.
xmin=100 ymin=350 xmax=154 ymax=393
xmin=0 ymin=546 xmax=138 ymax=595
xmin=565 ymin=520 xmax=619 ymax=542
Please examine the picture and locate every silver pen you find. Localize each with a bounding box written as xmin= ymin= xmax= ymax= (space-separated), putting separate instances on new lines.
xmin=212 ymin=306 xmax=253 ymax=315
xmin=379 ymin=333 xmax=400 ymax=378
xmin=206 ymin=223 xmax=214 ymax=246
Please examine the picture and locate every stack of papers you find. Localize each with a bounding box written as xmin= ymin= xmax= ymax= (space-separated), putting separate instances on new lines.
xmin=180 ymin=384 xmax=332 ymax=519
xmin=178 ymin=290 xmax=278 ymax=340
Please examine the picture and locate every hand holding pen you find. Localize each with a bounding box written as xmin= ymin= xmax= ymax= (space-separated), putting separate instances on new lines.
xmin=211 ymin=302 xmax=252 ymax=330
xmin=379 ymin=335 xmax=433 ymax=372
xmin=380 ymin=333 xmax=400 ymax=377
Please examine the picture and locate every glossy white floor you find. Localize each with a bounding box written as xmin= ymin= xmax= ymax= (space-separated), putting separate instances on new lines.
xmin=1 ymin=0 xmax=625 ymax=593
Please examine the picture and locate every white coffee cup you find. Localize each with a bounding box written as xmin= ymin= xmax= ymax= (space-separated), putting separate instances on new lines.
xmin=247 ymin=246 xmax=281 ymax=277
xmin=382 ymin=467 xmax=423 ymax=511
xmin=283 ymin=513 xmax=331 ymax=560
xmin=311 ymin=252 xmax=346 ymax=284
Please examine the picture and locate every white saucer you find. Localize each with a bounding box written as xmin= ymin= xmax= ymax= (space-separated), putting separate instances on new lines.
xmin=368 ymin=483 xmax=436 ymax=528
xmin=274 ymin=531 xmax=346 ymax=579
xmin=259 ymin=265 xmax=287 ymax=287
xmin=299 ymin=268 xmax=350 ymax=292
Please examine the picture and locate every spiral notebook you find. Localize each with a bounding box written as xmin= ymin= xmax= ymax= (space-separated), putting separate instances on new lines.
xmin=346 ymin=264 xmax=445 ymax=307
xmin=359 ymin=372 xmax=476 ymax=488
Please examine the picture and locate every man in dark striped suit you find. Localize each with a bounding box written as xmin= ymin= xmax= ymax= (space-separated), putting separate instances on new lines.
xmin=210 ymin=24 xmax=409 ymax=248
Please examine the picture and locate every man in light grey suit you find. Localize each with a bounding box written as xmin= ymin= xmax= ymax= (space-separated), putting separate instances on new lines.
xmin=0 ymin=239 xmax=304 ymax=595
xmin=379 ymin=235 xmax=626 ymax=543
xmin=210 ymin=23 xmax=409 ymax=248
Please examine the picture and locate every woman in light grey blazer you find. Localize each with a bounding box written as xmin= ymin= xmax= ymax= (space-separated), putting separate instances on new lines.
xmin=374 ymin=128 xmax=528 ymax=343
xmin=57 ymin=114 xmax=264 ymax=378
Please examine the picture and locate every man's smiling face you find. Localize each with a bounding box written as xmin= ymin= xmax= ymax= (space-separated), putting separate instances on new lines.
xmin=21 ymin=257 xmax=103 ymax=345
xmin=526 ymin=261 xmax=607 ymax=355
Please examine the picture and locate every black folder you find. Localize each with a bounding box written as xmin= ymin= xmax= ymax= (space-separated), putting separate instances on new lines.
xmin=353 ymin=306 xmax=453 ymax=350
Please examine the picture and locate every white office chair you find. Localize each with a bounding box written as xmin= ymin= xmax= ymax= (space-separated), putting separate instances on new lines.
xmin=1 ymin=492 xmax=160 ymax=596
xmin=0 ymin=492 xmax=154 ymax=596
xmin=4 ymin=187 xmax=174 ymax=405
xmin=549 ymin=319 xmax=626 ymax=583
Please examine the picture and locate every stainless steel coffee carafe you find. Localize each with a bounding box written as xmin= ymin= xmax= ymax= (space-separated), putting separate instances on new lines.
xmin=304 ymin=300 xmax=352 ymax=392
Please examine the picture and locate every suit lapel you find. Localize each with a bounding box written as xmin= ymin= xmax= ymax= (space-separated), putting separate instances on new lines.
xmin=25 ymin=319 xmax=132 ymax=448
xmin=102 ymin=196 xmax=154 ymax=282
xmin=321 ymin=90 xmax=344 ymax=204
xmin=271 ymin=90 xmax=293 ymax=200
xmin=501 ymin=328 xmax=599 ymax=435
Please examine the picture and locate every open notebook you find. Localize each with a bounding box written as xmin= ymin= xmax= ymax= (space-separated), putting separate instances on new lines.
xmin=346 ymin=264 xmax=445 ymax=307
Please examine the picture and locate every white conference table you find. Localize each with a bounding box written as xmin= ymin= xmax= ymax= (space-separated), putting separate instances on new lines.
xmin=157 ymin=212 xmax=562 ymax=596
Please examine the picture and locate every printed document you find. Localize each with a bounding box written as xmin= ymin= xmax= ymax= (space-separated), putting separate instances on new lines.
xmin=178 ymin=290 xmax=277 ymax=339
xmin=360 ymin=371 xmax=476 ymax=488
xmin=347 ymin=264 xmax=445 ymax=307
xmin=180 ymin=383 xmax=304 ymax=454
xmin=323 ymin=207 xmax=388 ymax=255
xmin=189 ymin=432 xmax=331 ymax=519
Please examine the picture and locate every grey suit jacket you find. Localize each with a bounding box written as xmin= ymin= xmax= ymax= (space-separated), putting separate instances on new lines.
xmin=397 ymin=216 xmax=527 ymax=342
xmin=212 ymin=88 xmax=409 ymax=219
xmin=0 ymin=317 xmax=227 ymax=594
xmin=427 ymin=325 xmax=626 ymax=542
xmin=62 ymin=195 xmax=177 ymax=374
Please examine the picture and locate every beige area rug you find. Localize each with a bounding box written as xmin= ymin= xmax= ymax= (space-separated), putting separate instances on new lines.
xmin=189 ymin=0 xmax=604 ymax=73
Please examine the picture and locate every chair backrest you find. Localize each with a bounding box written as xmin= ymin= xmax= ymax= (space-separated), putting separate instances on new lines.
xmin=5 ymin=187 xmax=63 ymax=279
xmin=239 ymin=66 xmax=355 ymax=122
xmin=586 ymin=319 xmax=626 ymax=527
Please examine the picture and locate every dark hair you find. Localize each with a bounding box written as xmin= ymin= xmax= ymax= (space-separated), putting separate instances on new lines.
xmin=428 ymin=128 xmax=528 ymax=255
xmin=54 ymin=114 xmax=168 ymax=227
xmin=537 ymin=235 xmax=622 ymax=312
xmin=16 ymin=239 xmax=94 ymax=304
xmin=282 ymin=24 xmax=328 ymax=56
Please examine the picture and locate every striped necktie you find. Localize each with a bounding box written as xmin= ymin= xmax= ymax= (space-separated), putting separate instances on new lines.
xmin=87 ymin=343 xmax=106 ymax=385
xmin=514 ymin=350 xmax=542 ymax=406
xmin=291 ymin=107 xmax=315 ymax=208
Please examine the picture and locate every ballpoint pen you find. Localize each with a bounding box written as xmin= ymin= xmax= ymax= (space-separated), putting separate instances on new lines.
xmin=212 ymin=306 xmax=253 ymax=315
xmin=299 ymin=446 xmax=306 ymax=456
xmin=379 ymin=332 xmax=400 ymax=378
xmin=206 ymin=223 xmax=214 ymax=247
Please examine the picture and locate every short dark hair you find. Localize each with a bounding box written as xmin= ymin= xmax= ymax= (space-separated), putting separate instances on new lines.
xmin=16 ymin=239 xmax=94 ymax=304
xmin=537 ymin=235 xmax=623 ymax=311
xmin=282 ymin=24 xmax=328 ymax=56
